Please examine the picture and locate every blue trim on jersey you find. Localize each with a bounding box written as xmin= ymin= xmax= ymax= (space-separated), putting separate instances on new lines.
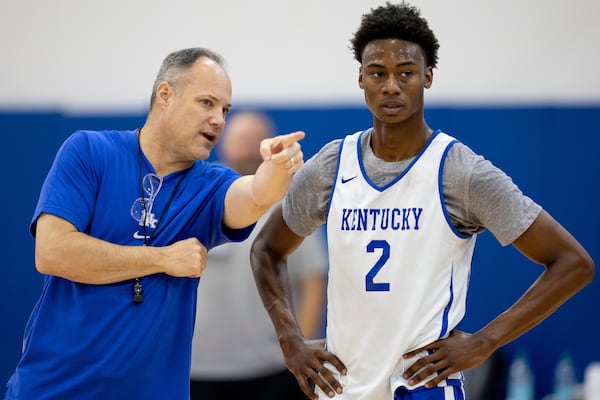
xmin=323 ymin=134 xmax=349 ymax=354
xmin=446 ymin=378 xmax=464 ymax=387
xmin=394 ymin=383 xmax=465 ymax=399
xmin=325 ymin=133 xmax=348 ymax=222
xmin=439 ymin=266 xmax=454 ymax=338
xmin=437 ymin=140 xmax=472 ymax=239
xmin=358 ymin=129 xmax=442 ymax=192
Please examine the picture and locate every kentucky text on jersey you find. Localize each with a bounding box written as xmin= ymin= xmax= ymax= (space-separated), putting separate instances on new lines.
xmin=340 ymin=207 xmax=423 ymax=231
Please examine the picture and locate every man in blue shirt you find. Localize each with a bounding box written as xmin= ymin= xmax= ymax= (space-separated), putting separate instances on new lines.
xmin=5 ymin=47 xmax=304 ymax=400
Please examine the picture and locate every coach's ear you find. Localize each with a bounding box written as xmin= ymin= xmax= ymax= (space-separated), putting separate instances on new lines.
xmin=156 ymin=81 xmax=175 ymax=109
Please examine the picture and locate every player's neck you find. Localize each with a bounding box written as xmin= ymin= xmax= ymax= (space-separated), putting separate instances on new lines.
xmin=370 ymin=122 xmax=432 ymax=162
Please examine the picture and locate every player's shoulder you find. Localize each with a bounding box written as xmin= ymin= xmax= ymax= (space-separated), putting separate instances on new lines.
xmin=317 ymin=138 xmax=343 ymax=157
xmin=445 ymin=140 xmax=486 ymax=169
xmin=311 ymin=129 xmax=369 ymax=163
xmin=303 ymin=138 xmax=342 ymax=173
xmin=301 ymin=129 xmax=371 ymax=181
xmin=440 ymin=138 xmax=506 ymax=192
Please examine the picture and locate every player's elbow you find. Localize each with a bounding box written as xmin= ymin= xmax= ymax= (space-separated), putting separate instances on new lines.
xmin=559 ymin=248 xmax=595 ymax=290
xmin=249 ymin=236 xmax=267 ymax=274
xmin=575 ymin=251 xmax=595 ymax=287
xmin=250 ymin=234 xmax=280 ymax=277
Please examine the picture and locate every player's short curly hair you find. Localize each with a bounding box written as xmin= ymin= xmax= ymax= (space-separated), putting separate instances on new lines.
xmin=350 ymin=1 xmax=439 ymax=69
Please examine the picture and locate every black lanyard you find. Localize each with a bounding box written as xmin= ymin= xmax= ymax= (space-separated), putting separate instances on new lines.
xmin=133 ymin=129 xmax=190 ymax=303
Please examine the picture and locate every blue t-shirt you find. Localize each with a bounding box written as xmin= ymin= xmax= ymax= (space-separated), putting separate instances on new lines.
xmin=5 ymin=130 xmax=253 ymax=400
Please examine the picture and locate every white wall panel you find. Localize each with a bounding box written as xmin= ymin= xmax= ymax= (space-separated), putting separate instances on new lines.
xmin=1 ymin=0 xmax=598 ymax=110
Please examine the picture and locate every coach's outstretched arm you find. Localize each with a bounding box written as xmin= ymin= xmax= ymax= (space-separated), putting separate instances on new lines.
xmin=35 ymin=132 xmax=305 ymax=286
xmin=251 ymin=204 xmax=346 ymax=400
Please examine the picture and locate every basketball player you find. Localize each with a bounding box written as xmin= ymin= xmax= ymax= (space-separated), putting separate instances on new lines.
xmin=249 ymin=3 xmax=594 ymax=400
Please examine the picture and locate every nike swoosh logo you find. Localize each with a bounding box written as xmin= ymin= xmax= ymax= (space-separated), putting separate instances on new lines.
xmin=341 ymin=176 xmax=357 ymax=184
xmin=133 ymin=231 xmax=147 ymax=240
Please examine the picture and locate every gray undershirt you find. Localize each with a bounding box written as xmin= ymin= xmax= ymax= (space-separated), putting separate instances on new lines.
xmin=283 ymin=128 xmax=542 ymax=247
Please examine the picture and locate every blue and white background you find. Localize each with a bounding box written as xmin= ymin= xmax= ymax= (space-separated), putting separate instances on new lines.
xmin=1 ymin=0 xmax=598 ymax=397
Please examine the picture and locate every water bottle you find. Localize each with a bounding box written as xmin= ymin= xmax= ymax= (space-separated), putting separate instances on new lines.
xmin=506 ymin=351 xmax=535 ymax=400
xmin=584 ymin=362 xmax=600 ymax=400
xmin=553 ymin=352 xmax=576 ymax=400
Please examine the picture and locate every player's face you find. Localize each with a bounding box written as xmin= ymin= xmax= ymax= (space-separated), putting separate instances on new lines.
xmin=359 ymin=39 xmax=432 ymax=127
xmin=163 ymin=58 xmax=232 ymax=161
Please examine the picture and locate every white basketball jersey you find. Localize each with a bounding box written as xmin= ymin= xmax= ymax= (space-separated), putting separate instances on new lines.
xmin=323 ymin=130 xmax=476 ymax=399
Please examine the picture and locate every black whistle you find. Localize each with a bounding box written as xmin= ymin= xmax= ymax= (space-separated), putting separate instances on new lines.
xmin=133 ymin=281 xmax=143 ymax=303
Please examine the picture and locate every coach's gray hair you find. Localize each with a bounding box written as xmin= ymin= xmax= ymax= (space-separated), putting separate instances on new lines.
xmin=149 ymin=47 xmax=226 ymax=108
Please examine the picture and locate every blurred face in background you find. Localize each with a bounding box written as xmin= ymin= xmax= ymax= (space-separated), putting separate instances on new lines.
xmin=218 ymin=112 xmax=275 ymax=175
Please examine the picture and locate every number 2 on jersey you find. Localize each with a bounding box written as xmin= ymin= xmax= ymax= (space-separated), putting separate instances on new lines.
xmin=366 ymin=240 xmax=391 ymax=291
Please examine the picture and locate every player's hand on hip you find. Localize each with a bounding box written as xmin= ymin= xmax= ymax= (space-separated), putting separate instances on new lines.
xmin=260 ymin=131 xmax=305 ymax=173
xmin=282 ymin=337 xmax=346 ymax=399
xmin=162 ymin=238 xmax=208 ymax=278
xmin=401 ymin=330 xmax=493 ymax=388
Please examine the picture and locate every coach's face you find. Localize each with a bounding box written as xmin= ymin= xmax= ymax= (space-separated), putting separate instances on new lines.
xmin=158 ymin=57 xmax=232 ymax=162
xmin=359 ymin=38 xmax=432 ymax=126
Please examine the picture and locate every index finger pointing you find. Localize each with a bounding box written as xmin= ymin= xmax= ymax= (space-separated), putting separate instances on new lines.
xmin=277 ymin=131 xmax=305 ymax=147
xmin=260 ymin=131 xmax=305 ymax=160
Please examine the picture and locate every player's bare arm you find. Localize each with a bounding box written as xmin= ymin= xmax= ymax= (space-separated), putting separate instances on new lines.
xmin=250 ymin=204 xmax=347 ymax=399
xmin=401 ymin=210 xmax=594 ymax=387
